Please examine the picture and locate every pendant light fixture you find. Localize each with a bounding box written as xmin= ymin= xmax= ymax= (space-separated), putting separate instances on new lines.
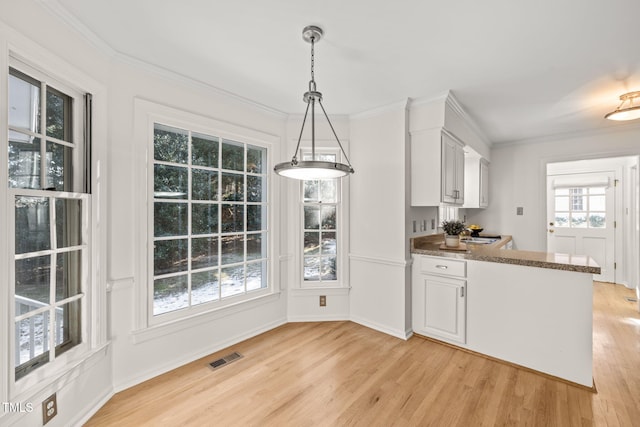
xmin=604 ymin=91 xmax=640 ymax=121
xmin=274 ymin=25 xmax=354 ymax=180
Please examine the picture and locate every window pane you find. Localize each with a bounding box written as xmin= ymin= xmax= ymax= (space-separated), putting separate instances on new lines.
xmin=246 ymin=145 xmax=265 ymax=173
xmin=571 ymin=212 xmax=587 ymax=228
xmin=555 ymin=213 xmax=569 ymax=227
xmin=192 ymin=169 xmax=218 ymax=201
xmin=9 ymin=72 xmax=41 ymax=133
xmin=192 ymin=133 xmax=219 ymax=168
xmin=321 ymin=206 xmax=336 ymax=230
xmin=570 ymin=195 xmax=584 ymax=211
xmin=55 ymin=251 xmax=81 ymax=301
xmin=154 ymin=125 xmax=188 ymax=164
xmin=589 ymin=187 xmax=605 ymax=195
xmin=9 ymin=132 xmax=41 ymax=189
xmin=153 ymin=275 xmax=188 ymax=315
xmin=221 ymin=140 xmax=244 ymax=171
xmin=45 ymin=142 xmax=73 ymax=191
xmin=321 ymin=232 xmax=337 ymax=255
xmin=320 ymin=180 xmax=337 ymax=203
xmin=192 ymin=204 xmax=218 ymax=235
xmin=303 ymin=180 xmax=318 ymax=202
xmin=589 ymin=195 xmax=605 ymax=211
xmin=15 ymin=255 xmax=51 ymax=307
xmin=15 ymin=311 xmax=49 ymax=375
xmin=221 ymin=172 xmax=244 ymax=201
xmin=303 ymin=257 xmax=320 ymax=281
xmin=246 ymin=261 xmax=267 ymax=291
xmin=192 ymin=237 xmax=218 ymax=270
xmin=304 ymin=206 xmax=320 ymax=230
xmin=304 ymin=232 xmax=320 ymax=255
xmin=247 ymin=233 xmax=266 ymax=261
xmin=247 ymin=176 xmax=264 ymax=202
xmin=589 ymin=214 xmax=606 ymax=228
xmin=247 ymin=205 xmax=264 ymax=231
xmin=555 ymin=196 xmax=569 ymax=211
xmin=55 ymin=299 xmax=81 ymax=357
xmin=555 ymin=188 xmax=569 ymax=196
xmin=154 ymin=239 xmax=188 ymax=275
xmin=15 ymin=196 xmax=50 ymax=254
xmin=221 ymin=265 xmax=244 ymax=298
xmin=56 ymin=198 xmax=82 ymax=248
xmin=192 ymin=270 xmax=219 ymax=305
xmin=155 ymin=203 xmax=188 ymax=237
xmin=321 ymin=256 xmax=337 ymax=281
xmin=221 ymin=204 xmax=244 ymax=233
xmin=154 ymin=164 xmax=188 ymax=199
xmin=221 ymin=234 xmax=244 ymax=265
xmin=46 ymin=88 xmax=70 ymax=141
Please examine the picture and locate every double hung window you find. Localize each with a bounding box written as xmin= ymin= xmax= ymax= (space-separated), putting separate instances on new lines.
xmin=301 ymin=153 xmax=339 ymax=284
xmin=8 ymin=65 xmax=90 ymax=381
xmin=151 ymin=123 xmax=269 ymax=318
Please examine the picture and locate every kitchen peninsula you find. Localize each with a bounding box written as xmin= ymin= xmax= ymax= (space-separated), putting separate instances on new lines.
xmin=410 ymin=234 xmax=600 ymax=388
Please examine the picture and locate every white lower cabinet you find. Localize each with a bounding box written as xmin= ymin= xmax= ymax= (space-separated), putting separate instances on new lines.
xmin=412 ymin=256 xmax=467 ymax=344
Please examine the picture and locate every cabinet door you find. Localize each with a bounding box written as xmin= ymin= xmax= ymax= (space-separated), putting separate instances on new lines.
xmin=479 ymin=159 xmax=489 ymax=208
xmin=415 ymin=275 xmax=466 ymax=343
xmin=441 ymin=133 xmax=458 ymax=204
xmin=454 ymin=143 xmax=465 ymax=205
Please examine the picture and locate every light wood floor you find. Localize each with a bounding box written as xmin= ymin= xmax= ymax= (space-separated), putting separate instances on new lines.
xmin=87 ymin=282 xmax=640 ymax=426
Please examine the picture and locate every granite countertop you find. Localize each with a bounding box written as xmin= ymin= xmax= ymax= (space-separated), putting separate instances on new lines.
xmin=410 ymin=234 xmax=601 ymax=274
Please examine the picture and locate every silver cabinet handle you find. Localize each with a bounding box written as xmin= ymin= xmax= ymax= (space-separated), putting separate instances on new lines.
xmin=435 ymin=265 xmax=448 ymax=269
xmin=460 ymin=287 xmax=465 ymax=297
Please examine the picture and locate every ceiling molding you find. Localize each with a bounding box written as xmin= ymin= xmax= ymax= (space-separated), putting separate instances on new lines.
xmin=494 ymin=120 xmax=640 ymax=148
xmin=349 ymin=98 xmax=410 ymax=121
xmin=38 ymin=0 xmax=288 ymax=119
xmin=444 ymin=91 xmax=492 ymax=147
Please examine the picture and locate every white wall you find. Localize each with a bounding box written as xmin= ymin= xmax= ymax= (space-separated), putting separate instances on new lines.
xmin=109 ymin=59 xmax=289 ymax=390
xmin=466 ymin=125 xmax=640 ymax=254
xmin=349 ymin=102 xmax=412 ymax=339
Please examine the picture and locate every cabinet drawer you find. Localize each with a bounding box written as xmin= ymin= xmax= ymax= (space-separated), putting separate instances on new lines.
xmin=420 ymin=256 xmax=466 ymax=278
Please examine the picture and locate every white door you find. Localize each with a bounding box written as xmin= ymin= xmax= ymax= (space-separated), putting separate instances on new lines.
xmin=547 ymin=172 xmax=615 ymax=282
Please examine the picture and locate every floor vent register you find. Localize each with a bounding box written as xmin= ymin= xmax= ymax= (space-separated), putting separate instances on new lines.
xmin=209 ymin=352 xmax=243 ymax=370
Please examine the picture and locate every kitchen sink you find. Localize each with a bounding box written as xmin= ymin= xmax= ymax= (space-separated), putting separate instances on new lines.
xmin=464 ymin=236 xmax=500 ymax=245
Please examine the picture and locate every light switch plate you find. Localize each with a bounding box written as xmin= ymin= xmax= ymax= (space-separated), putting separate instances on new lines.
xmin=517 ymin=207 xmax=524 ymax=215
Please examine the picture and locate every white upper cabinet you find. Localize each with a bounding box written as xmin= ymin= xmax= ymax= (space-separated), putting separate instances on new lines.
xmin=463 ymin=152 xmax=489 ymax=209
xmin=441 ymin=131 xmax=465 ymax=205
xmin=411 ymin=129 xmax=465 ymax=206
xmin=409 ymin=92 xmax=491 ymax=207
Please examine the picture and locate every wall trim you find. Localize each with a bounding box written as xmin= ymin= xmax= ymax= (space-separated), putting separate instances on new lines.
xmin=349 ymin=253 xmax=410 ymax=268
xmin=131 ymin=292 xmax=282 ymax=344
xmin=350 ymin=315 xmax=411 ymax=340
xmin=349 ymin=99 xmax=410 ymax=120
xmin=106 ymin=276 xmax=134 ymax=292
xmin=71 ymin=387 xmax=115 ymax=427
xmin=287 ymin=315 xmax=350 ymax=322
xmin=39 ymin=1 xmax=287 ymax=119
xmin=115 ymin=317 xmax=287 ymax=392
xmin=288 ymin=287 xmax=350 ymax=297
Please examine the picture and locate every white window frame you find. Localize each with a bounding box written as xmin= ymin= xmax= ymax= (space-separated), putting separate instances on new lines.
xmin=134 ymin=99 xmax=279 ymax=330
xmin=2 ymin=44 xmax=107 ymax=404
xmin=298 ymin=147 xmax=349 ymax=289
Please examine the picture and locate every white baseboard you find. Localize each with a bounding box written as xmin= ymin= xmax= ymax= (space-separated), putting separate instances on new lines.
xmin=349 ymin=315 xmax=411 ymax=340
xmin=113 ymin=317 xmax=287 ymax=392
xmin=287 ymin=314 xmax=350 ymax=322
xmin=71 ymin=388 xmax=115 ymax=427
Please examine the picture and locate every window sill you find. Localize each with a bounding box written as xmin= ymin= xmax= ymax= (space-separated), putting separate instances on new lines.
xmin=131 ymin=291 xmax=282 ymax=344
xmin=10 ymin=343 xmax=110 ymax=403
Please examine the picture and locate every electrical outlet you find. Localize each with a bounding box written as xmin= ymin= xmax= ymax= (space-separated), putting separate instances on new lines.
xmin=319 ymin=295 xmax=326 ymax=307
xmin=412 ymin=220 xmax=416 ymax=233
xmin=517 ymin=207 xmax=524 ymax=215
xmin=431 ymin=219 xmax=435 ymax=229
xmin=42 ymin=393 xmax=57 ymax=425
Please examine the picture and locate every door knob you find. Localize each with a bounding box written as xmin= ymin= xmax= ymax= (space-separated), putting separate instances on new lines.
xmin=549 ymin=222 xmax=554 ymax=226
xmin=549 ymin=229 xmax=555 ymax=233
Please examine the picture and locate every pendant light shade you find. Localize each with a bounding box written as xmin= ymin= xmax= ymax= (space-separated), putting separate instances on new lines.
xmin=604 ymin=91 xmax=640 ymax=121
xmin=274 ymin=26 xmax=354 ymax=180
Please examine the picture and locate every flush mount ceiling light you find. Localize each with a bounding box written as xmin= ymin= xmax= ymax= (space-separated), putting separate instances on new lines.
xmin=274 ymin=25 xmax=354 ymax=180
xmin=604 ymin=91 xmax=640 ymax=121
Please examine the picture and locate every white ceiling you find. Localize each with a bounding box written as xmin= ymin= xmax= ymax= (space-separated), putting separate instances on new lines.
xmin=52 ymin=0 xmax=640 ymax=143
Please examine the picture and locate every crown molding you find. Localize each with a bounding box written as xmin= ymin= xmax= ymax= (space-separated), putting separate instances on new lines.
xmin=37 ymin=0 xmax=287 ymax=119
xmin=349 ymin=98 xmax=410 ymax=120
xmin=444 ymin=91 xmax=492 ymax=147
xmin=494 ymin=120 xmax=640 ymax=148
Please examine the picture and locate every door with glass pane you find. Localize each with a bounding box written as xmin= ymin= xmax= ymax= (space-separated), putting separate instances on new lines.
xmin=547 ymin=172 xmax=615 ymax=282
